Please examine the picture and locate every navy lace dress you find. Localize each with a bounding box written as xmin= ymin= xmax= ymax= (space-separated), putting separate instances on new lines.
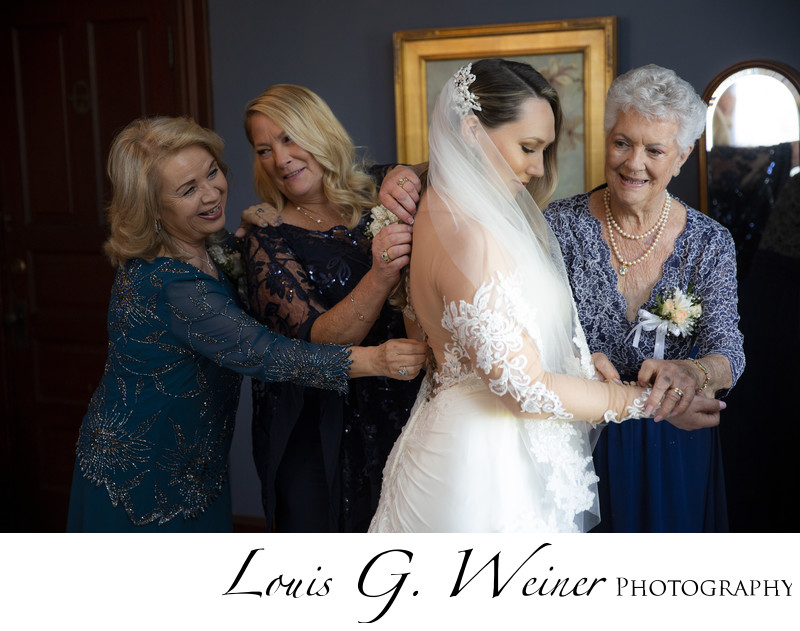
xmin=545 ymin=188 xmax=745 ymax=532
xmin=243 ymin=215 xmax=421 ymax=532
xmin=67 ymin=257 xmax=351 ymax=532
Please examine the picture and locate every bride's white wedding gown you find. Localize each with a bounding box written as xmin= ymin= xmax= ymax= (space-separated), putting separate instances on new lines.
xmin=369 ymin=63 xmax=649 ymax=533
xmin=369 ymin=199 xmax=649 ymax=533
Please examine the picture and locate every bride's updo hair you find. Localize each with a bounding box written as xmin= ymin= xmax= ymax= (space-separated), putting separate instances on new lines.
xmin=468 ymin=58 xmax=564 ymax=207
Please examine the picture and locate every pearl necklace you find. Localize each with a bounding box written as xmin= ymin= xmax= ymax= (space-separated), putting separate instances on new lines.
xmin=605 ymin=188 xmax=668 ymax=240
xmin=604 ymin=188 xmax=671 ymax=276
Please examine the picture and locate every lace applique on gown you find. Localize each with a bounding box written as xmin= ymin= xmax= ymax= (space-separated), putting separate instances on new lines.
xmin=370 ymin=264 xmax=649 ymax=533
xmin=369 ymin=66 xmax=650 ymax=534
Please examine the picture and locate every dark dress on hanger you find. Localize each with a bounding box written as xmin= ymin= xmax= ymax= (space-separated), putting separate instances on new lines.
xmin=720 ymin=173 xmax=800 ymax=531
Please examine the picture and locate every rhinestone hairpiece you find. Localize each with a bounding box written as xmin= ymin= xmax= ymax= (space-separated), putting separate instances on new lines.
xmin=452 ymin=63 xmax=481 ymax=117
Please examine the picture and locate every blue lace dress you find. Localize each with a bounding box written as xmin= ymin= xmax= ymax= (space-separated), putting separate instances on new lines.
xmin=243 ymin=215 xmax=421 ymax=532
xmin=66 ymin=257 xmax=351 ymax=532
xmin=545 ymin=188 xmax=745 ymax=532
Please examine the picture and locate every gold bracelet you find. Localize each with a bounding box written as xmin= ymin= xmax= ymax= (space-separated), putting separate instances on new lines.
xmin=688 ymin=358 xmax=710 ymax=391
xmin=349 ymin=291 xmax=377 ymax=323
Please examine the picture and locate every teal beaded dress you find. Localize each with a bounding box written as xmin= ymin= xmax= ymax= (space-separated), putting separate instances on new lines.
xmin=67 ymin=257 xmax=351 ymax=532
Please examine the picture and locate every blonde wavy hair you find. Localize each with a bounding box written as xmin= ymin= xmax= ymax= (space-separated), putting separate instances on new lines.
xmin=243 ymin=84 xmax=377 ymax=229
xmin=103 ymin=116 xmax=227 ymax=267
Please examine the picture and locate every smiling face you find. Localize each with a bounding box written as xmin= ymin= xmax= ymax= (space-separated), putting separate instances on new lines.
xmin=604 ymin=108 xmax=691 ymax=213
xmin=248 ymin=112 xmax=326 ymax=204
xmin=483 ymin=97 xmax=556 ymax=193
xmin=158 ymin=145 xmax=227 ymax=248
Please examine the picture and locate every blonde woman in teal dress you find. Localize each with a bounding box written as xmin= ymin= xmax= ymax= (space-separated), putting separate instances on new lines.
xmin=66 ymin=116 xmax=426 ymax=532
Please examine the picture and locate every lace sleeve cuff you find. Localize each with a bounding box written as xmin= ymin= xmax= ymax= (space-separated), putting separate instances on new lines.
xmin=603 ymin=387 xmax=652 ymax=424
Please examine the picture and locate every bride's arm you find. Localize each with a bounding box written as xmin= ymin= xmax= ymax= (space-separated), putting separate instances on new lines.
xmin=437 ymin=255 xmax=651 ymax=424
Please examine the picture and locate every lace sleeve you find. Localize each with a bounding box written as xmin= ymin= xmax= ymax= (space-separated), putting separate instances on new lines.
xmin=162 ymin=273 xmax=351 ymax=393
xmin=243 ymin=227 xmax=326 ymax=338
xmin=440 ymin=268 xmax=649 ymax=424
xmin=691 ymin=221 xmax=745 ymax=390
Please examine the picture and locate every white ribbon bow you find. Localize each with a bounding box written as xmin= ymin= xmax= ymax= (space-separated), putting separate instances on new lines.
xmin=626 ymin=309 xmax=670 ymax=359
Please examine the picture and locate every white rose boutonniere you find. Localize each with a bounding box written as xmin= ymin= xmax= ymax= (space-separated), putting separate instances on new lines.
xmin=364 ymin=203 xmax=410 ymax=312
xmin=627 ymin=286 xmax=702 ymax=359
xmin=364 ymin=203 xmax=400 ymax=239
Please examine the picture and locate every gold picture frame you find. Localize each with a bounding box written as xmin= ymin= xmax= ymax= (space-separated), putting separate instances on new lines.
xmin=393 ymin=17 xmax=617 ymax=200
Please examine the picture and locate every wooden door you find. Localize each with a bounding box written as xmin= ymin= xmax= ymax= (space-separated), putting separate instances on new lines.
xmin=0 ymin=0 xmax=212 ymax=531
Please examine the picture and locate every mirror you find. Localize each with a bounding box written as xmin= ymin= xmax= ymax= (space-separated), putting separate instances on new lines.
xmin=699 ymin=59 xmax=800 ymax=279
xmin=701 ymin=61 xmax=800 ymax=533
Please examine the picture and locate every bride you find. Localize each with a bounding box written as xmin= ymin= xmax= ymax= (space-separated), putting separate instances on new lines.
xmin=368 ymin=59 xmax=653 ymax=533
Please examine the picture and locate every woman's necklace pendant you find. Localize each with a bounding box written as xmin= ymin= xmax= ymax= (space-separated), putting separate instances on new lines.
xmin=297 ymin=205 xmax=322 ymax=224
xmin=619 ymin=264 xmax=628 ymax=276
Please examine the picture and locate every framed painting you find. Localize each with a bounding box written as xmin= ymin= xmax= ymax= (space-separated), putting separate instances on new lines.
xmin=393 ymin=17 xmax=617 ymax=200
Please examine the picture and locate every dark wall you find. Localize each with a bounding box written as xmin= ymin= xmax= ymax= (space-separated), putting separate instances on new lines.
xmin=209 ymin=0 xmax=799 ymax=216
xmin=207 ymin=0 xmax=800 ymax=519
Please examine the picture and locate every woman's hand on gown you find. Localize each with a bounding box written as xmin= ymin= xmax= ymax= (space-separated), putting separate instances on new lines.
xmin=235 ymin=203 xmax=281 ymax=238
xmin=638 ymin=358 xmax=703 ymax=421
xmin=661 ymin=392 xmax=726 ymax=431
xmin=378 ymin=165 xmax=422 ymax=224
xmin=591 ymin=352 xmax=622 ymax=383
xmin=348 ymin=339 xmax=428 ymax=380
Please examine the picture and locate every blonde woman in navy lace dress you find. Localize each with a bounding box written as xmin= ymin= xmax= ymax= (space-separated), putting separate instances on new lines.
xmin=241 ymin=85 xmax=422 ymax=532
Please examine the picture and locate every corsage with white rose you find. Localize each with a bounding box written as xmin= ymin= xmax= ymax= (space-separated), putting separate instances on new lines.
xmin=627 ymin=286 xmax=702 ymax=359
xmin=208 ymin=241 xmax=249 ymax=307
xmin=363 ymin=203 xmax=409 ymax=313
xmin=364 ymin=203 xmax=401 ymax=239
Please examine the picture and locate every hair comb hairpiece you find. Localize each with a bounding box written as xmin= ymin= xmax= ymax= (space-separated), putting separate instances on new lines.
xmin=452 ymin=63 xmax=481 ymax=117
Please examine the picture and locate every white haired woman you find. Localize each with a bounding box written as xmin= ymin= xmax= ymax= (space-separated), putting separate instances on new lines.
xmin=544 ymin=64 xmax=745 ymax=532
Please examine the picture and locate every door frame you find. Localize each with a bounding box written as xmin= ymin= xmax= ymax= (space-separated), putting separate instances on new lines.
xmin=0 ymin=0 xmax=213 ymax=531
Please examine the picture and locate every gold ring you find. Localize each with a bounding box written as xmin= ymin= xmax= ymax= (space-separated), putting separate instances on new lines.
xmin=398 ymin=366 xmax=408 ymax=376
xmin=381 ymin=249 xmax=391 ymax=263
xmin=668 ymin=386 xmax=685 ymax=397
xmin=397 ymin=177 xmax=410 ymax=187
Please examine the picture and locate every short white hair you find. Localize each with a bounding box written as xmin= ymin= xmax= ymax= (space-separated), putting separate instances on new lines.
xmin=604 ymin=64 xmax=707 ymax=150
